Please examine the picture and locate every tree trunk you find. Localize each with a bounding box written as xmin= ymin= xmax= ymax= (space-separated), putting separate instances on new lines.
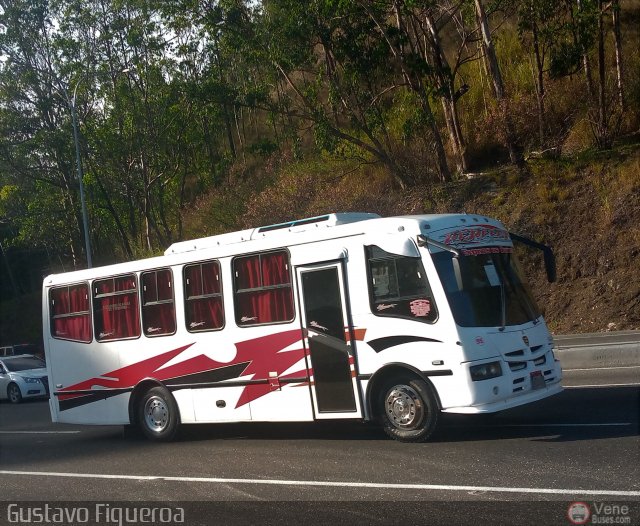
xmin=612 ymin=0 xmax=624 ymax=110
xmin=577 ymin=0 xmax=596 ymax=101
xmin=474 ymin=0 xmax=524 ymax=166
xmin=433 ymin=124 xmax=452 ymax=183
xmin=596 ymin=0 xmax=610 ymax=148
xmin=360 ymin=2 xmax=450 ymax=182
xmin=531 ymin=18 xmax=546 ymax=146
xmin=424 ymin=12 xmax=468 ymax=174
xmin=414 ymin=101 xmax=452 ymax=183
xmin=93 ymin=171 xmax=134 ymax=258
xmin=440 ymin=98 xmax=463 ymax=173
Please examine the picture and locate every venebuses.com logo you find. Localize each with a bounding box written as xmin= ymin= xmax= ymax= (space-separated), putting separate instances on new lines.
xmin=568 ymin=502 xmax=591 ymax=525
xmin=567 ymin=501 xmax=632 ymax=525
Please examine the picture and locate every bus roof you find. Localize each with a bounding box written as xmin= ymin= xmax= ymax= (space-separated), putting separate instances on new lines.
xmin=164 ymin=213 xmax=381 ymax=256
xmin=42 ymin=212 xmax=507 ymax=286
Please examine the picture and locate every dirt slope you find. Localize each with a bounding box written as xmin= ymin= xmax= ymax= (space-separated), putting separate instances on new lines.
xmin=429 ymin=147 xmax=640 ymax=333
xmin=238 ymin=144 xmax=640 ymax=334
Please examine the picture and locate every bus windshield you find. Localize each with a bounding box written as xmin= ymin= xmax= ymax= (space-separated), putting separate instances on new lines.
xmin=431 ymin=249 xmax=541 ymax=327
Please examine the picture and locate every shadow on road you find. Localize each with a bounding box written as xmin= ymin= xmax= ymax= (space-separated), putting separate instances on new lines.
xmin=0 ymin=386 xmax=637 ymax=471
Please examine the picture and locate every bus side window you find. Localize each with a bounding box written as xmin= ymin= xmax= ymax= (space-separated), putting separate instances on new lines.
xmin=93 ymin=274 xmax=141 ymax=341
xmin=141 ymin=269 xmax=176 ymax=337
xmin=184 ymin=260 xmax=224 ymax=332
xmin=366 ymin=245 xmax=438 ymax=323
xmin=233 ymin=250 xmax=294 ymax=326
xmin=50 ymin=283 xmax=92 ymax=343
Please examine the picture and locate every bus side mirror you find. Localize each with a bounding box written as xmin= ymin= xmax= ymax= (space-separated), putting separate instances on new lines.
xmin=509 ymin=232 xmax=557 ymax=283
xmin=543 ymin=247 xmax=556 ymax=283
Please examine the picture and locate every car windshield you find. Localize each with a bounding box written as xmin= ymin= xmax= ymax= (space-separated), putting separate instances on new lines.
xmin=432 ymin=249 xmax=541 ymax=327
xmin=3 ymin=356 xmax=46 ymax=372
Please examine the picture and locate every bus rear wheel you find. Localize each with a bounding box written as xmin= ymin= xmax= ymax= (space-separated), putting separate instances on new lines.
xmin=137 ymin=386 xmax=180 ymax=442
xmin=380 ymin=378 xmax=438 ymax=443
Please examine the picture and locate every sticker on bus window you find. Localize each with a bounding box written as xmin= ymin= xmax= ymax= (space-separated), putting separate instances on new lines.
xmin=484 ymin=264 xmax=500 ymax=287
xmin=409 ymin=299 xmax=431 ymax=317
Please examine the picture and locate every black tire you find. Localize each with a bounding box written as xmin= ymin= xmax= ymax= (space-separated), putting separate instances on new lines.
xmin=7 ymin=383 xmax=22 ymax=404
xmin=137 ymin=386 xmax=180 ymax=442
xmin=379 ymin=378 xmax=439 ymax=443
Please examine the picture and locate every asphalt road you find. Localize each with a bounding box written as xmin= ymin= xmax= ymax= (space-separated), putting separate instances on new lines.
xmin=0 ymin=367 xmax=638 ymax=525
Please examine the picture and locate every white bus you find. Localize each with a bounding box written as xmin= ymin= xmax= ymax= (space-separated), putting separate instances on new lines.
xmin=42 ymin=213 xmax=562 ymax=442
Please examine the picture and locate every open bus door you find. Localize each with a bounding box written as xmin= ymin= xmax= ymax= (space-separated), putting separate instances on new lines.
xmin=296 ymin=262 xmax=363 ymax=419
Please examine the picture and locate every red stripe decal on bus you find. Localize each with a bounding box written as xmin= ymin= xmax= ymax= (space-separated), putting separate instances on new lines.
xmin=57 ymin=327 xmax=366 ymax=409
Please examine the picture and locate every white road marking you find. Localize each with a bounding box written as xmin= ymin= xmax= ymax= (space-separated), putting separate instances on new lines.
xmin=467 ymin=423 xmax=633 ymax=428
xmin=564 ymin=383 xmax=640 ymax=388
xmin=0 ymin=431 xmax=80 ymax=435
xmin=564 ymin=365 xmax=640 ymax=372
xmin=0 ymin=470 xmax=638 ymax=497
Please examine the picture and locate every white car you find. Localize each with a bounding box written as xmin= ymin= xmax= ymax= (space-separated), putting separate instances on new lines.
xmin=0 ymin=355 xmax=49 ymax=404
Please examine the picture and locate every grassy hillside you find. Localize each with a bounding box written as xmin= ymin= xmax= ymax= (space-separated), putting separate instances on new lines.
xmin=187 ymin=139 xmax=639 ymax=335
xmin=1 ymin=140 xmax=638 ymax=347
xmin=432 ymin=142 xmax=640 ymax=333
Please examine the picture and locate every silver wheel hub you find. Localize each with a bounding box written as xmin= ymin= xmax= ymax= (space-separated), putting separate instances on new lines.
xmin=144 ymin=396 xmax=169 ymax=433
xmin=385 ymin=385 xmax=424 ymax=430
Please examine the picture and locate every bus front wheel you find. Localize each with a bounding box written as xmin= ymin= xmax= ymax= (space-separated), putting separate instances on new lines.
xmin=380 ymin=378 xmax=438 ymax=442
xmin=137 ymin=386 xmax=180 ymax=442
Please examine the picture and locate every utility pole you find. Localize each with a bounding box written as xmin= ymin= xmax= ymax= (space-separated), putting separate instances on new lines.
xmin=69 ymin=84 xmax=93 ymax=268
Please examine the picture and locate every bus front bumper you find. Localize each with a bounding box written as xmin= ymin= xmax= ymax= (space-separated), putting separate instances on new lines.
xmin=441 ymin=380 xmax=563 ymax=414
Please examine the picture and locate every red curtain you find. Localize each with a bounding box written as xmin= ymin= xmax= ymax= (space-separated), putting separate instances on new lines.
xmin=185 ymin=262 xmax=224 ymax=332
xmin=142 ymin=270 xmax=175 ymax=336
xmin=95 ymin=293 xmax=140 ymax=340
xmin=186 ymin=297 xmax=224 ymax=331
xmin=185 ymin=265 xmax=202 ymax=298
xmin=235 ymin=251 xmax=293 ymax=325
xmin=262 ymin=252 xmax=290 ymax=286
xmin=142 ymin=272 xmax=158 ymax=301
xmin=156 ymin=270 xmax=172 ymax=300
xmin=201 ymin=261 xmax=221 ymax=295
xmin=94 ymin=275 xmax=140 ymax=341
xmin=142 ymin=303 xmax=176 ymax=336
xmin=50 ymin=285 xmax=91 ymax=342
xmin=237 ymin=288 xmax=293 ymax=324
xmin=235 ymin=255 xmax=261 ymax=289
xmin=51 ymin=287 xmax=70 ymax=315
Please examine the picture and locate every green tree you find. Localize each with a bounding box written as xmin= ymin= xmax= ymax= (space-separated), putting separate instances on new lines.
xmin=239 ymin=0 xmax=451 ymax=186
xmin=0 ymin=0 xmax=88 ymax=266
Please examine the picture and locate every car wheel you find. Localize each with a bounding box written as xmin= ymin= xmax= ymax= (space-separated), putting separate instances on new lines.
xmin=380 ymin=377 xmax=439 ymax=443
xmin=137 ymin=386 xmax=180 ymax=441
xmin=8 ymin=383 xmax=23 ymax=404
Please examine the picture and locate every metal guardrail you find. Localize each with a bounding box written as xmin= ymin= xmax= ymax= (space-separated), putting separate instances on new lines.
xmin=553 ymin=331 xmax=640 ymax=369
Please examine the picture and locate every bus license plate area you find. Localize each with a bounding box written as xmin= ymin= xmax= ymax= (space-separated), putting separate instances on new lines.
xmin=530 ymin=370 xmax=545 ymax=390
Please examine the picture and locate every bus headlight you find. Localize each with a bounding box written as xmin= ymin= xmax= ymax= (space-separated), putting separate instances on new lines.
xmin=470 ymin=361 xmax=502 ymax=381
